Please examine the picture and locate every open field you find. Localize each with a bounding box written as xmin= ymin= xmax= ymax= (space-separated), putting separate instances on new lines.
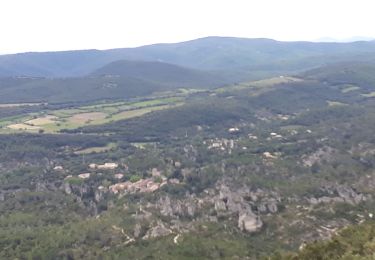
xmin=25 ymin=115 xmax=58 ymax=126
xmin=74 ymin=142 xmax=117 ymax=154
xmin=69 ymin=112 xmax=107 ymax=124
xmin=0 ymin=95 xmax=185 ymax=134
xmin=0 ymin=102 xmax=46 ymax=108
xmin=6 ymin=123 xmax=41 ymax=131
xmin=362 ymin=91 xmax=375 ymax=98
xmin=341 ymin=85 xmax=360 ymax=93
xmin=215 ymin=76 xmax=302 ymax=95
xmin=327 ymin=101 xmax=348 ymax=107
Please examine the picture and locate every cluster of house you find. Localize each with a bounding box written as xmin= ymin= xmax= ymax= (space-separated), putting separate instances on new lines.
xmin=56 ymin=162 xmax=121 ymax=179
xmin=228 ymin=127 xmax=240 ymax=133
xmin=89 ymin=162 xmax=119 ymax=170
xmin=57 ymin=161 xmax=181 ymax=195
xmin=108 ymin=168 xmax=180 ymax=194
xmin=269 ymin=132 xmax=283 ymax=139
xmin=204 ymin=138 xmax=235 ymax=151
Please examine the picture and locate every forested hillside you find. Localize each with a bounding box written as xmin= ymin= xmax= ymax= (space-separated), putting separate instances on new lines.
xmin=2 ymin=60 xmax=375 ymax=258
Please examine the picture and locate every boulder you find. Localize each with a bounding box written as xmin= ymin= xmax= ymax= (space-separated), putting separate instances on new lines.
xmin=214 ymin=199 xmax=227 ymax=212
xmin=238 ymin=211 xmax=263 ymax=233
xmin=134 ymin=223 xmax=142 ymax=238
xmin=63 ymin=183 xmax=72 ymax=195
xmin=267 ymin=201 xmax=278 ymax=213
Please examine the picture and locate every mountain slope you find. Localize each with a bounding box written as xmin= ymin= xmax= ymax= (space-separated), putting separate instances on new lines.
xmin=0 ymin=61 xmax=229 ymax=103
xmin=91 ymin=60 xmax=229 ymax=87
xmin=301 ymin=61 xmax=375 ymax=88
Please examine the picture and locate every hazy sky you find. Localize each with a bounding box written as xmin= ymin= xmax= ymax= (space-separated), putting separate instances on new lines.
xmin=0 ymin=0 xmax=374 ymax=54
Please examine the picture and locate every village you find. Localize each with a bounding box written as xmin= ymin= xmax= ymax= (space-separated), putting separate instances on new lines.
xmin=58 ymin=161 xmax=180 ymax=195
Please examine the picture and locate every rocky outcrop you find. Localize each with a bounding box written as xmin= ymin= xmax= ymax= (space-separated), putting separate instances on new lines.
xmin=238 ymin=211 xmax=263 ymax=233
xmin=94 ymin=188 xmax=106 ymax=202
xmin=302 ymin=146 xmax=336 ymax=167
xmin=63 ymin=182 xmax=72 ymax=194
xmin=158 ymin=195 xmax=200 ymax=218
xmin=214 ymin=199 xmax=227 ymax=212
xmin=134 ymin=223 xmax=142 ymax=238
xmin=307 ymin=185 xmax=369 ymax=205
xmin=143 ymin=221 xmax=172 ymax=239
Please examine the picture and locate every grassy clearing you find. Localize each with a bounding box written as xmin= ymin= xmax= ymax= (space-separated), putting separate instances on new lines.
xmin=7 ymin=123 xmax=41 ymax=131
xmin=327 ymin=101 xmax=348 ymax=107
xmin=51 ymin=109 xmax=85 ymax=118
xmin=341 ymin=85 xmax=360 ymax=93
xmin=131 ymin=142 xmax=157 ymax=149
xmin=74 ymin=142 xmax=117 ymax=155
xmin=0 ymin=102 xmax=46 ymax=108
xmin=110 ymin=104 xmax=178 ymax=121
xmin=216 ymin=76 xmax=302 ymax=94
xmin=361 ymin=92 xmax=375 ymax=98
xmin=25 ymin=115 xmax=58 ymax=126
xmin=249 ymin=76 xmax=302 ymax=87
xmin=68 ymin=112 xmax=107 ymax=124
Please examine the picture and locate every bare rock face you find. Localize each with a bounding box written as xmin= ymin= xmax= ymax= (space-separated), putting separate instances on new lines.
xmin=267 ymin=200 xmax=278 ymax=213
xmin=214 ymin=199 xmax=227 ymax=212
xmin=94 ymin=189 xmax=105 ymax=202
xmin=158 ymin=195 xmax=199 ymax=218
xmin=306 ymin=185 xmax=369 ymax=205
xmin=238 ymin=211 xmax=263 ymax=233
xmin=63 ymin=183 xmax=72 ymax=195
xmin=302 ymin=146 xmax=336 ymax=167
xmin=35 ymin=182 xmax=48 ymax=192
xmin=258 ymin=204 xmax=267 ymax=213
xmin=159 ymin=196 xmax=174 ymax=217
xmin=186 ymin=201 xmax=196 ymax=217
xmin=143 ymin=221 xmax=172 ymax=239
xmin=134 ymin=223 xmax=142 ymax=238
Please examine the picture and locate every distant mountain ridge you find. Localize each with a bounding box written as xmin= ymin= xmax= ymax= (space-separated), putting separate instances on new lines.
xmin=1 ymin=36 xmax=375 ymax=78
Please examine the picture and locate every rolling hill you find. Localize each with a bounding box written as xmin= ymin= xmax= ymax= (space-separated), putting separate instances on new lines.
xmin=0 ymin=60 xmax=229 ymax=103
xmin=91 ymin=60 xmax=229 ymax=87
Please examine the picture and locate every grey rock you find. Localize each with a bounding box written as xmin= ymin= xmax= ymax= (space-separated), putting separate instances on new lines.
xmin=238 ymin=211 xmax=263 ymax=233
xmin=309 ymin=197 xmax=319 ymax=205
xmin=214 ymin=199 xmax=227 ymax=212
xmin=35 ymin=182 xmax=48 ymax=192
xmin=267 ymin=201 xmax=278 ymax=213
xmin=95 ymin=190 xmax=104 ymax=202
xmin=257 ymin=204 xmax=268 ymax=213
xmin=186 ymin=203 xmax=196 ymax=217
xmin=63 ymin=183 xmax=72 ymax=195
xmin=143 ymin=222 xmax=172 ymax=239
xmin=159 ymin=196 xmax=175 ymax=217
xmin=134 ymin=223 xmax=142 ymax=238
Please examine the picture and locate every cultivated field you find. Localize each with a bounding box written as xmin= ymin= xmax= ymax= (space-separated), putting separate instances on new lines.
xmin=0 ymin=95 xmax=184 ymax=134
xmin=25 ymin=115 xmax=58 ymax=126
